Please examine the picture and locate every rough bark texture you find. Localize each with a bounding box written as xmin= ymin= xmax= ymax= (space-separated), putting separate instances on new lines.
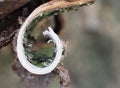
xmin=0 ymin=0 xmax=95 ymax=88
xmin=0 ymin=0 xmax=30 ymax=19
xmin=0 ymin=0 xmax=50 ymax=48
xmin=12 ymin=59 xmax=71 ymax=88
xmin=12 ymin=59 xmax=57 ymax=88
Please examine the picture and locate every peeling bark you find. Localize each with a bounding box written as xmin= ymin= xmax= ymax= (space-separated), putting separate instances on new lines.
xmin=0 ymin=0 xmax=95 ymax=88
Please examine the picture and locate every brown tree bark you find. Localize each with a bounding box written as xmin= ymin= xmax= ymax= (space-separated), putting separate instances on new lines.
xmin=0 ymin=0 xmax=50 ymax=48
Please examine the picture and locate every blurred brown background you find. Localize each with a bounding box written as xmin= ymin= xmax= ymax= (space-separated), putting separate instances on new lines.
xmin=0 ymin=0 xmax=120 ymax=88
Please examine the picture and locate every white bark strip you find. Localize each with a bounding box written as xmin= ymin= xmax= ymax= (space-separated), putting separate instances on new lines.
xmin=17 ymin=26 xmax=64 ymax=75
xmin=16 ymin=0 xmax=94 ymax=75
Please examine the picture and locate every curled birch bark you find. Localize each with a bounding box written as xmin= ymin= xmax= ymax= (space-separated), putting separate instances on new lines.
xmin=12 ymin=0 xmax=95 ymax=88
xmin=15 ymin=0 xmax=95 ymax=75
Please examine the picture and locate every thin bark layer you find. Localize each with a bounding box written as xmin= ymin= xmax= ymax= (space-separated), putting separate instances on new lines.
xmin=0 ymin=0 xmax=95 ymax=88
